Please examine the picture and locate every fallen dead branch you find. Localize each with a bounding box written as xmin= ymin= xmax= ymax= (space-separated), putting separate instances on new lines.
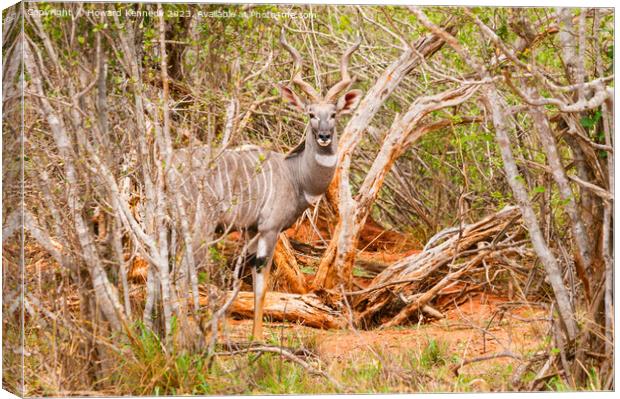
xmin=217 ymin=341 xmax=317 ymax=359
xmin=451 ymin=350 xmax=522 ymax=376
xmin=352 ymin=206 xmax=528 ymax=329
xmin=213 ymin=344 xmax=344 ymax=391
xmin=200 ymin=286 xmax=346 ymax=330
xmin=82 ymin=206 xmax=531 ymax=333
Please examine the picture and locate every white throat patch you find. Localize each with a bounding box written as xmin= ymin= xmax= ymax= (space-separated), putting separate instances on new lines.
xmin=314 ymin=153 xmax=337 ymax=168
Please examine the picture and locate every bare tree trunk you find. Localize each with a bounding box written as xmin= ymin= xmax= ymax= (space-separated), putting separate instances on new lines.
xmin=326 ymin=28 xmax=455 ymax=210
xmin=481 ymin=86 xmax=578 ymax=341
xmin=594 ymin=11 xmax=614 ymax=360
xmin=314 ymin=31 xmax=453 ymax=290
xmin=143 ymin=264 xmax=158 ymax=330
xmin=111 ymin=215 xmax=132 ymax=318
xmin=556 ymin=7 xmax=605 ymax=254
xmin=95 ymin=26 xmax=132 ymax=319
xmin=314 ymin=84 xmax=478 ymax=290
xmin=410 ymin=7 xmax=579 ymax=341
xmin=155 ymin=4 xmax=176 ymax=339
xmin=525 ymin=87 xmax=592 ymax=297
xmin=113 ymin=12 xmax=162 ymax=330
xmin=23 ymin=39 xmax=125 ymax=330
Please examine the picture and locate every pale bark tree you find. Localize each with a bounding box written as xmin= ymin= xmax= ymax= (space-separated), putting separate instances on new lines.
xmin=407 ymin=8 xmax=613 ymax=379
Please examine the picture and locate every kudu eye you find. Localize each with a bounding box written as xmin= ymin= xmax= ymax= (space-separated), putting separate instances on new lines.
xmin=309 ymin=113 xmax=316 ymax=119
xmin=330 ymin=113 xmax=336 ymax=119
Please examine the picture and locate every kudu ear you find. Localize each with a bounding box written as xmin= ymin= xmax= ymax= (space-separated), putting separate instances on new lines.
xmin=336 ymin=89 xmax=363 ymax=115
xmin=279 ymin=84 xmax=306 ymax=112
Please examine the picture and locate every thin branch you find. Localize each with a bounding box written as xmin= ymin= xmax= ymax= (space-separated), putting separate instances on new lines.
xmin=214 ymin=345 xmax=344 ymax=391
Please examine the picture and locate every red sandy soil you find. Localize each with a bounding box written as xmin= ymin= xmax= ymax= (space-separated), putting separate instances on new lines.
xmin=221 ymin=291 xmax=549 ymax=375
xmin=287 ymin=214 xmax=420 ymax=253
xmin=22 ymin=222 xmax=548 ymax=381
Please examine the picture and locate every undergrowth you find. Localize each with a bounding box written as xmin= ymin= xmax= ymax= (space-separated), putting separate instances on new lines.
xmin=12 ymin=316 xmax=595 ymax=395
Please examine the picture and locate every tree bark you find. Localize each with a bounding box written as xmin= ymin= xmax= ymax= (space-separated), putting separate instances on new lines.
xmin=271 ymin=234 xmax=308 ymax=294
xmin=23 ymin=39 xmax=126 ymax=331
xmin=202 ymin=290 xmax=345 ymax=330
xmin=353 ymin=206 xmax=522 ymax=328
xmin=314 ymin=84 xmax=478 ymax=290
xmin=411 ymin=5 xmax=579 ymax=342
xmin=315 ymin=26 xmax=458 ymax=290
xmin=481 ymin=86 xmax=578 ymax=341
xmin=526 ymin=89 xmax=592 ymax=299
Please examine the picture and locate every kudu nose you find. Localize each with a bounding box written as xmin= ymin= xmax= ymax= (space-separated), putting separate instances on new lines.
xmin=317 ymin=131 xmax=332 ymax=147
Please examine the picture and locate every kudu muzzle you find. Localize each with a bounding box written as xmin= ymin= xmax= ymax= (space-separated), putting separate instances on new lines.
xmin=317 ymin=130 xmax=332 ymax=146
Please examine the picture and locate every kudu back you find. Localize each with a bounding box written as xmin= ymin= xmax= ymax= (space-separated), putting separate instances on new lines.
xmin=170 ymin=31 xmax=363 ymax=339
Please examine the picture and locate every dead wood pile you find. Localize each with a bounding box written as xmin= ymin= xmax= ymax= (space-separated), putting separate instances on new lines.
xmin=117 ymin=206 xmax=532 ymax=331
xmin=204 ymin=205 xmax=531 ymax=330
xmin=351 ymin=205 xmax=530 ymax=329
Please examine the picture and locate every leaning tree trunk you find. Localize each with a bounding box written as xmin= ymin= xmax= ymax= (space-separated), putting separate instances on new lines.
xmin=411 ymin=2 xmax=584 ymax=344
xmin=313 ymin=30 xmax=453 ymax=290
xmin=314 ymin=84 xmax=478 ymax=290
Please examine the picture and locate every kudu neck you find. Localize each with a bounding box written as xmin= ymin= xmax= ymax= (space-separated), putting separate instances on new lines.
xmin=286 ymin=125 xmax=338 ymax=196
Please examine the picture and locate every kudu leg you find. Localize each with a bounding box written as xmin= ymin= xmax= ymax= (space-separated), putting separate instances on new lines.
xmin=251 ymin=230 xmax=278 ymax=340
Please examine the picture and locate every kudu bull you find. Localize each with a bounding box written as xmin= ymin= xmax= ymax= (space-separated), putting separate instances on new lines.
xmin=171 ymin=32 xmax=363 ymax=339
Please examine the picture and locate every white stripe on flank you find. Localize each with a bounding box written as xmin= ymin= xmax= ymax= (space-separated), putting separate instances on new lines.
xmin=236 ymin=154 xmax=250 ymax=219
xmin=234 ymin=155 xmax=243 ymax=220
xmin=259 ymin=156 xmax=268 ymax=212
xmin=251 ymin=152 xmax=261 ymax=218
xmin=265 ymin=163 xmax=274 ymax=206
xmin=315 ymin=153 xmax=337 ymax=167
xmin=248 ymin=155 xmax=258 ymax=222
xmin=252 ymin=157 xmax=264 ymax=219
xmin=231 ymin=155 xmax=240 ymax=219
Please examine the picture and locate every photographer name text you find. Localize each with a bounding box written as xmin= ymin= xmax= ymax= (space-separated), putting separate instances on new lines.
xmin=26 ymin=8 xmax=315 ymax=20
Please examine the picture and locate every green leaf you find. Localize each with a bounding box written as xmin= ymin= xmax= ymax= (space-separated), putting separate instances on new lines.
xmin=580 ymin=111 xmax=602 ymax=129
xmin=496 ymin=24 xmax=509 ymax=40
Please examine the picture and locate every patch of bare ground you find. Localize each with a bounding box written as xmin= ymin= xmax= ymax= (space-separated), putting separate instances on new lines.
xmin=220 ymin=291 xmax=549 ymax=381
xmin=13 ymin=237 xmax=554 ymax=393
